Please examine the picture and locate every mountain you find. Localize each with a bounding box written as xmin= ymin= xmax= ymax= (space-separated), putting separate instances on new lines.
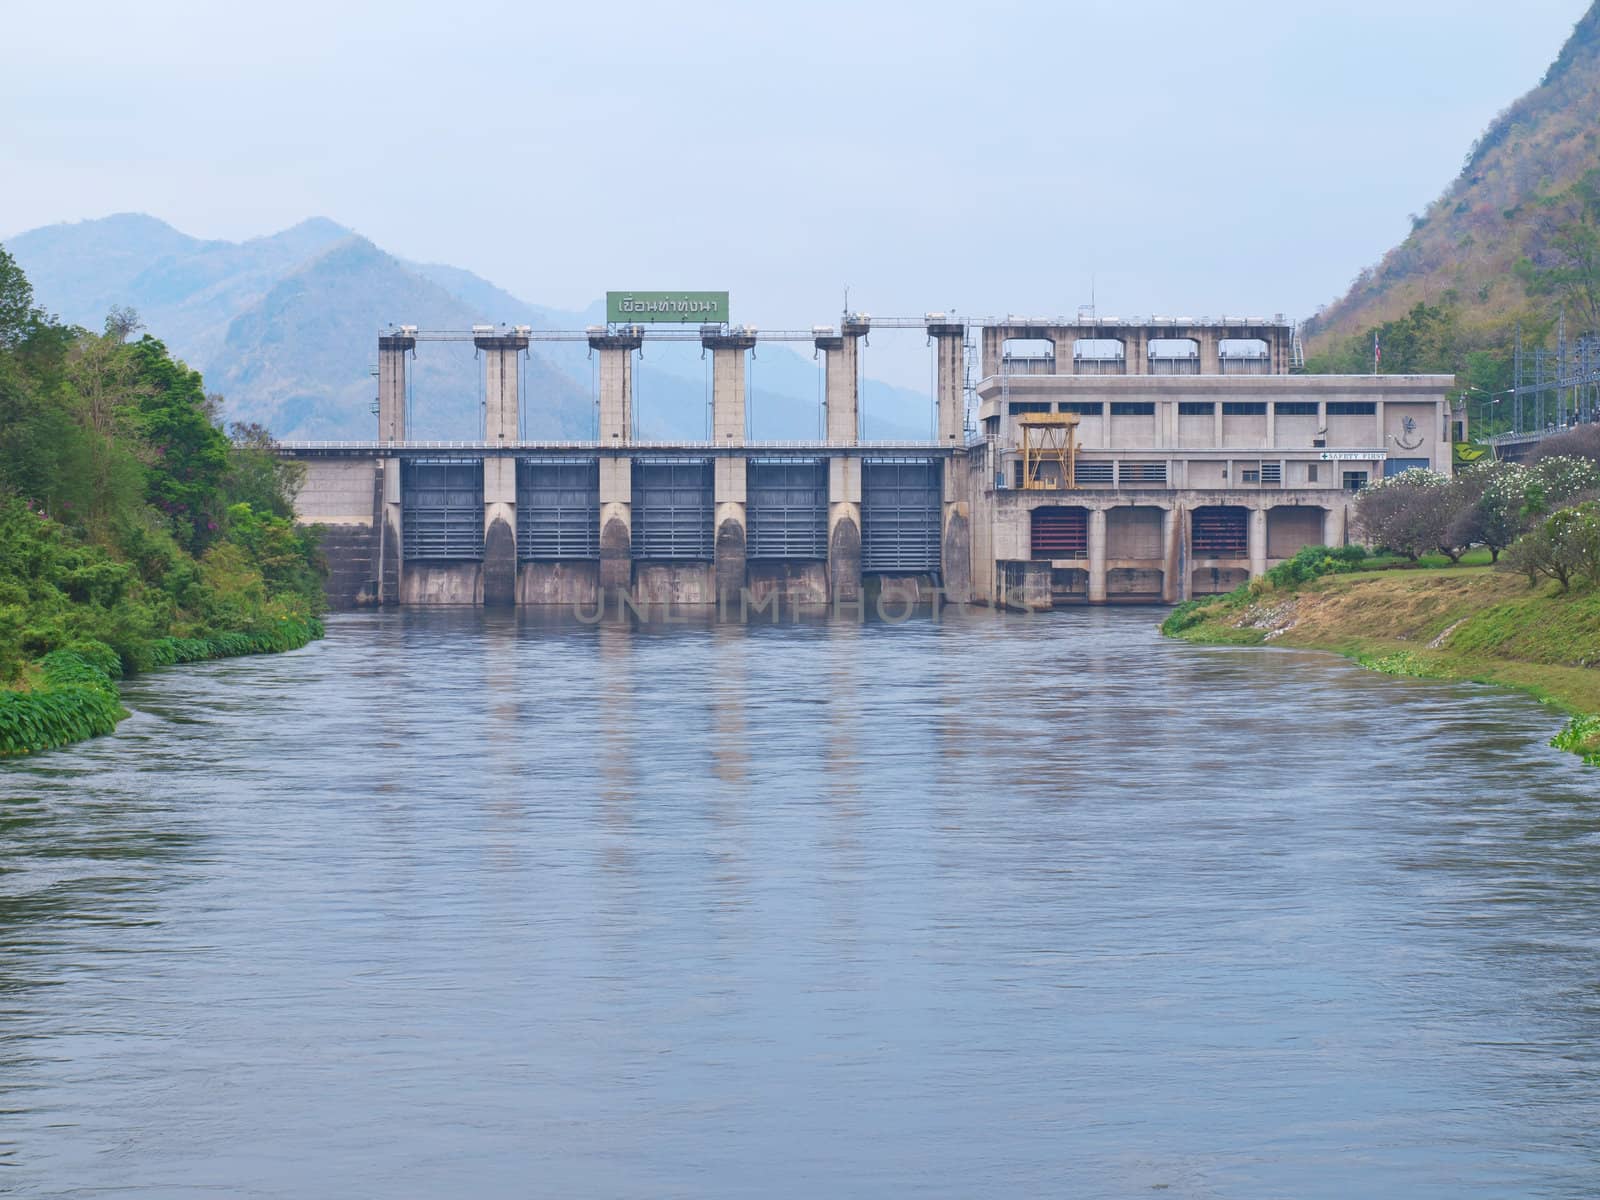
xmin=1306 ymin=3 xmax=1600 ymax=349
xmin=4 ymin=214 xmax=931 ymax=442
xmin=207 ymin=237 xmax=593 ymax=440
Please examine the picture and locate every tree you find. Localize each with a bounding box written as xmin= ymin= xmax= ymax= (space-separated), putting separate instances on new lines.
xmin=126 ymin=337 xmax=231 ymax=552
xmin=223 ymin=422 xmax=304 ymax=520
xmin=59 ymin=329 xmax=149 ymax=536
xmin=1451 ymin=462 xmax=1525 ymax=561
xmin=1353 ymin=468 xmax=1451 ymax=559
xmin=1500 ymin=503 xmax=1600 ymax=591
xmin=104 ymin=305 xmax=143 ymax=342
xmin=1516 ymin=170 xmax=1600 ymax=333
xmin=0 ymin=244 xmax=40 ymax=350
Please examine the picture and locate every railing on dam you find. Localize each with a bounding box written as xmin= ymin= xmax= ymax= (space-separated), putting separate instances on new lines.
xmin=276 ymin=439 xmax=960 ymax=456
xmin=275 ymin=441 xmax=953 ymax=454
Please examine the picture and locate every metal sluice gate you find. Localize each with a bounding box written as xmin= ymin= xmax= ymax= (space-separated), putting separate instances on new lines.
xmin=746 ymin=459 xmax=827 ymax=560
xmin=402 ymin=460 xmax=485 ymax=560
xmin=632 ymin=459 xmax=714 ymax=560
xmin=516 ymin=459 xmax=599 ymax=560
xmin=861 ymin=459 xmax=941 ymax=573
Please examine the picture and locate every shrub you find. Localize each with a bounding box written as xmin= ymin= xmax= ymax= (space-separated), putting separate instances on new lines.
xmin=1499 ymin=501 xmax=1600 ymax=591
xmin=1161 ymin=599 xmax=1207 ymax=635
xmin=1552 ymin=713 xmax=1600 ymax=764
xmin=1354 ymin=469 xmax=1451 ymax=559
xmin=0 ymin=647 xmax=126 ymax=757
xmin=1263 ymin=544 xmax=1367 ymax=588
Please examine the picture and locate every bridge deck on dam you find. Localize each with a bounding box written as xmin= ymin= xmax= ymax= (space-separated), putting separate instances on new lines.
xmin=277 ymin=440 xmax=957 ymax=459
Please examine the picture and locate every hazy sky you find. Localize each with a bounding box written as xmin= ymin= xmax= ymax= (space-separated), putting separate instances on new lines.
xmin=3 ymin=0 xmax=1590 ymax=356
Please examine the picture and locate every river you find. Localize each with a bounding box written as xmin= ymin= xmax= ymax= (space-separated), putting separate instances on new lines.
xmin=2 ymin=607 xmax=1597 ymax=1198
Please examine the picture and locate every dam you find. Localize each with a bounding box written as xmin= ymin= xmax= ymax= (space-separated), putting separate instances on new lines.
xmin=284 ymin=312 xmax=1458 ymax=609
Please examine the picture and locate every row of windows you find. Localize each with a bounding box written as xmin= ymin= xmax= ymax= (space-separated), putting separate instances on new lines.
xmin=1011 ymin=460 xmax=1340 ymax=488
xmin=1012 ymin=400 xmax=1380 ymax=418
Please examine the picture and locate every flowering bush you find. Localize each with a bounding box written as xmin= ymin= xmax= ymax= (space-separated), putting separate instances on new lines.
xmin=1500 ymin=501 xmax=1600 ymax=591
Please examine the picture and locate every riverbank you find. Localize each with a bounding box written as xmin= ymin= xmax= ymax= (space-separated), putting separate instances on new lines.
xmin=0 ymin=616 xmax=323 ymax=758
xmin=1162 ymin=567 xmax=1600 ymax=764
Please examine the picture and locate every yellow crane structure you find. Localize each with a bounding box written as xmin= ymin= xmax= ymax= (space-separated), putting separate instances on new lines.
xmin=1017 ymin=412 xmax=1081 ymax=490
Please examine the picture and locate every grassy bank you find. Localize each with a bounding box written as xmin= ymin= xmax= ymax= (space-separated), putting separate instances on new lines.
xmin=0 ymin=617 xmax=323 ymax=758
xmin=1162 ymin=566 xmax=1600 ymax=765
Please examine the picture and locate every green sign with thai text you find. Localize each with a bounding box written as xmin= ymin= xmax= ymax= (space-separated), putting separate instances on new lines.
xmin=606 ymin=291 xmax=730 ymax=324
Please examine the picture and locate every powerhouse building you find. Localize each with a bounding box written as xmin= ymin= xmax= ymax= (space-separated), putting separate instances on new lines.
xmin=963 ymin=316 xmax=1456 ymax=608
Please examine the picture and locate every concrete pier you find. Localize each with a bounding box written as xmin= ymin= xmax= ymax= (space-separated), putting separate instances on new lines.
xmin=929 ymin=320 xmax=971 ymax=603
xmin=1249 ymin=508 xmax=1268 ymax=579
xmin=376 ymin=332 xmax=413 ymax=605
xmin=819 ymin=320 xmax=867 ymax=603
xmin=1087 ymin=509 xmax=1108 ymax=603
xmin=1162 ymin=505 xmax=1184 ymax=603
xmin=705 ymin=330 xmax=755 ymax=603
xmin=591 ymin=329 xmax=642 ymax=598
xmin=476 ymin=331 xmax=527 ymax=607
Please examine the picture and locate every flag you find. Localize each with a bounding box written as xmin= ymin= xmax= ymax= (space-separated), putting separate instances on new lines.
xmin=1373 ymin=330 xmax=1381 ymax=374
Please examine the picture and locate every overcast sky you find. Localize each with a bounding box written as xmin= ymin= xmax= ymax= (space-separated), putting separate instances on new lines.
xmin=3 ymin=0 xmax=1590 ymax=379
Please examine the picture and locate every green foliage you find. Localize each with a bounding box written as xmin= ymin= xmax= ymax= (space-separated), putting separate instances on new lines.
xmin=1308 ymin=303 xmax=1463 ymax=376
xmin=1500 ymin=501 xmax=1600 ymax=591
xmin=1551 ymin=713 xmax=1600 ymax=764
xmin=0 ymin=249 xmax=326 ymax=755
xmin=1262 ymin=544 xmax=1366 ymax=589
xmin=1160 ymin=599 xmax=1208 ymax=635
xmin=1356 ymin=650 xmax=1433 ymax=677
xmin=0 ymin=646 xmax=125 ymax=757
xmin=0 ymin=245 xmax=44 ymax=351
xmin=223 ymin=422 xmax=304 ymax=519
xmin=1513 ymin=169 xmax=1600 ymax=332
xmin=127 ymin=336 xmax=231 ymax=552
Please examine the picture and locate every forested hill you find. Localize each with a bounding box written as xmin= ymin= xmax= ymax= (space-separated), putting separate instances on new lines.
xmin=1306 ymin=2 xmax=1600 ymax=352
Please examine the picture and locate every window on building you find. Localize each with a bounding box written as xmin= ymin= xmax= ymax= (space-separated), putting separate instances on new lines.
xmin=1275 ymin=402 xmax=1318 ymax=416
xmin=1327 ymin=402 xmax=1377 ymax=416
xmin=1343 ymin=470 xmax=1369 ymax=492
xmin=1013 ymin=459 xmax=1024 ymax=488
xmin=1119 ymin=462 xmax=1168 ymax=485
xmin=984 ymin=416 xmax=1000 ymax=438
xmin=1242 ymin=468 xmax=1261 ymax=483
xmin=1057 ymin=401 xmax=1101 ymax=415
xmin=1076 ymin=462 xmax=1114 ymax=484
xmin=1308 ymin=464 xmax=1319 ymax=483
xmin=1009 ymin=402 xmax=1051 ymax=415
xmin=1313 ymin=438 xmax=1326 ymax=448
xmin=1261 ymin=462 xmax=1282 ymax=484
xmin=1222 ymin=402 xmax=1268 ymax=416
xmin=1110 ymin=402 xmax=1155 ymax=416
xmin=1178 ymin=402 xmax=1214 ymax=416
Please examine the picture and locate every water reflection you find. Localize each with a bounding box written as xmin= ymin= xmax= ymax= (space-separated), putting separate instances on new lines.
xmin=0 ymin=606 xmax=1597 ymax=1198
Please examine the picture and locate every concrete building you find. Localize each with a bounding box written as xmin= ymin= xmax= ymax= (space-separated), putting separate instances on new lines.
xmin=286 ymin=312 xmax=1456 ymax=611
xmin=967 ymin=316 xmax=1455 ymax=608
